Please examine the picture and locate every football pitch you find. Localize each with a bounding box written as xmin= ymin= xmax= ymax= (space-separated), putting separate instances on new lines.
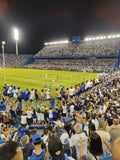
xmin=0 ymin=68 xmax=99 ymax=95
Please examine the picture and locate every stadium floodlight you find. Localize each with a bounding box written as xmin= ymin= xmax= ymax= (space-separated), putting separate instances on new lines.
xmin=1 ymin=41 xmax=6 ymax=84
xmin=100 ymin=36 xmax=103 ymax=39
xmin=112 ymin=35 xmax=116 ymax=38
xmin=85 ymin=38 xmax=89 ymax=41
xmin=96 ymin=37 xmax=100 ymax=40
xmin=14 ymin=28 xmax=19 ymax=55
xmin=84 ymin=33 xmax=120 ymax=41
xmin=117 ymin=35 xmax=120 ymax=37
xmin=44 ymin=42 xmax=49 ymax=46
xmin=14 ymin=28 xmax=19 ymax=41
xmin=44 ymin=40 xmax=69 ymax=46
xmin=108 ymin=35 xmax=112 ymax=38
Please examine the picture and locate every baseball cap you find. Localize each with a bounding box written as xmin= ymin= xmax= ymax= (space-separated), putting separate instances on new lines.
xmin=57 ymin=128 xmax=70 ymax=151
xmin=32 ymin=134 xmax=43 ymax=144
xmin=48 ymin=135 xmax=65 ymax=160
xmin=19 ymin=127 xmax=25 ymax=133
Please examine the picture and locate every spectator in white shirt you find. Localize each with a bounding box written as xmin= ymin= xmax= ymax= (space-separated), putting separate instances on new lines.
xmin=70 ymin=123 xmax=87 ymax=160
xmin=36 ymin=108 xmax=44 ymax=124
xmin=69 ymin=86 xmax=75 ymax=101
xmin=70 ymin=102 xmax=75 ymax=118
xmin=62 ymin=101 xmax=67 ymax=117
xmin=27 ymin=109 xmax=33 ymax=125
xmin=21 ymin=112 xmax=27 ymax=127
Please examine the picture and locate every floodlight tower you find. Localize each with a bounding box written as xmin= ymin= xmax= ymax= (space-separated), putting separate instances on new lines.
xmin=1 ymin=41 xmax=6 ymax=84
xmin=14 ymin=28 xmax=19 ymax=55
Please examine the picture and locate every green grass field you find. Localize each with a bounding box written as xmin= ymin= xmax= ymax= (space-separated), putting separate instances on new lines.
xmin=0 ymin=68 xmax=99 ymax=95
xmin=0 ymin=68 xmax=99 ymax=109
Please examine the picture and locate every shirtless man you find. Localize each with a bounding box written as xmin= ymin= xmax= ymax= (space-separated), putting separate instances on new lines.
xmin=55 ymin=88 xmax=62 ymax=105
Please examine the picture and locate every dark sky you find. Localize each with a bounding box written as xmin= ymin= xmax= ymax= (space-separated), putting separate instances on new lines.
xmin=0 ymin=0 xmax=120 ymax=55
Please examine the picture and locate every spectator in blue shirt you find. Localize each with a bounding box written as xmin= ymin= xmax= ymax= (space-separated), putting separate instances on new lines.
xmin=0 ymin=102 xmax=6 ymax=111
xmin=28 ymin=134 xmax=46 ymax=160
xmin=24 ymin=89 xmax=30 ymax=107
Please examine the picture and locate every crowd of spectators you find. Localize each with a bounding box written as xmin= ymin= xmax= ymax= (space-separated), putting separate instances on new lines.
xmin=34 ymin=38 xmax=120 ymax=57
xmin=24 ymin=58 xmax=117 ymax=73
xmin=0 ymin=54 xmax=30 ymax=68
xmin=0 ymin=71 xmax=120 ymax=159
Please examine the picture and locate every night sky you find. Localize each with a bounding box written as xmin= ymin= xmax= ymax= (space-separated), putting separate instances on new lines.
xmin=0 ymin=0 xmax=120 ymax=55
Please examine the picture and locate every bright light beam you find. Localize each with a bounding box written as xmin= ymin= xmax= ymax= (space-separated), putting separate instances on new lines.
xmin=14 ymin=28 xmax=19 ymax=41
xmin=13 ymin=28 xmax=19 ymax=55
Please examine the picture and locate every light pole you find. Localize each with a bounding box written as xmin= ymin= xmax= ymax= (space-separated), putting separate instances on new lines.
xmin=1 ymin=41 xmax=6 ymax=84
xmin=14 ymin=28 xmax=19 ymax=55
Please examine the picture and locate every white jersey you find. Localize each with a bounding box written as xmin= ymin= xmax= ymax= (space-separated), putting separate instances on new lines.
xmin=14 ymin=89 xmax=18 ymax=98
xmin=30 ymin=91 xmax=35 ymax=100
xmin=21 ymin=115 xmax=27 ymax=124
xmin=41 ymin=92 xmax=44 ymax=97
xmin=92 ymin=119 xmax=99 ymax=130
xmin=70 ymin=133 xmax=88 ymax=159
xmin=27 ymin=110 xmax=33 ymax=119
xmin=62 ymin=105 xmax=67 ymax=114
xmin=37 ymin=112 xmax=44 ymax=121
xmin=49 ymin=110 xmax=53 ymax=118
xmin=70 ymin=105 xmax=74 ymax=113
xmin=7 ymin=87 xmax=12 ymax=94
xmin=46 ymin=91 xmax=50 ymax=99
xmin=69 ymin=88 xmax=75 ymax=96
xmin=85 ymin=81 xmax=91 ymax=90
xmin=103 ymin=104 xmax=107 ymax=113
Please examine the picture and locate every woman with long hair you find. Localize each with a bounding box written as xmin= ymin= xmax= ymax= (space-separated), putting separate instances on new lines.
xmin=80 ymin=131 xmax=103 ymax=160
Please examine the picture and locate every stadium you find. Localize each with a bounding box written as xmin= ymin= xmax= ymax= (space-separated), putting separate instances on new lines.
xmin=1 ymin=1 xmax=120 ymax=160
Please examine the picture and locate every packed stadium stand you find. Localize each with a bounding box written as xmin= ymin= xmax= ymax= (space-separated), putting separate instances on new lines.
xmin=0 ymin=54 xmax=31 ymax=68
xmin=0 ymin=37 xmax=120 ymax=73
xmin=24 ymin=37 xmax=120 ymax=73
xmin=24 ymin=58 xmax=117 ymax=73
xmin=34 ymin=38 xmax=120 ymax=57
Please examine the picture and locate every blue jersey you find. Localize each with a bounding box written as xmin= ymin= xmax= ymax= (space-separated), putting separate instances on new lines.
xmin=47 ymin=155 xmax=72 ymax=160
xmin=97 ymin=90 xmax=99 ymax=95
xmin=53 ymin=111 xmax=57 ymax=119
xmin=60 ymin=90 xmax=65 ymax=96
xmin=82 ymin=84 xmax=85 ymax=92
xmin=29 ymin=149 xmax=45 ymax=160
xmin=20 ymin=91 xmax=25 ymax=99
xmin=3 ymin=86 xmax=8 ymax=94
xmin=100 ymin=156 xmax=112 ymax=160
xmin=5 ymin=87 xmax=9 ymax=94
xmin=0 ymin=104 xmax=6 ymax=111
xmin=11 ymin=88 xmax=16 ymax=97
xmin=24 ymin=91 xmax=30 ymax=99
